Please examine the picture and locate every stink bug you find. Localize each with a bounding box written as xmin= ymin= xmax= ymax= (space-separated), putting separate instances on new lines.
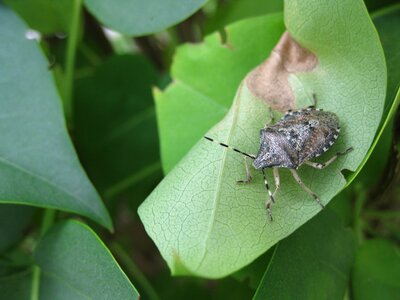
xmin=205 ymin=96 xmax=353 ymax=220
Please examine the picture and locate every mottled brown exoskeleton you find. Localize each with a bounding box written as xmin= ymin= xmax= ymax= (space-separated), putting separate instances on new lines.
xmin=205 ymin=97 xmax=353 ymax=220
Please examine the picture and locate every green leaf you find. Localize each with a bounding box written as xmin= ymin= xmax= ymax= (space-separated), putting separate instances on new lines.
xmin=139 ymin=0 xmax=385 ymax=278
xmin=0 ymin=5 xmax=112 ymax=230
xmin=0 ymin=204 xmax=35 ymax=253
xmin=84 ymin=0 xmax=207 ymax=36
xmin=347 ymin=4 xmax=400 ymax=188
xmin=352 ymin=239 xmax=400 ymax=300
xmin=157 ymin=13 xmax=285 ymax=173
xmin=74 ymin=54 xmax=162 ymax=200
xmin=34 ymin=221 xmax=139 ymax=300
xmin=253 ymin=209 xmax=356 ymax=300
xmin=5 ymin=0 xmax=72 ymax=35
xmin=373 ymin=4 xmax=400 ymax=106
xmin=203 ymin=0 xmax=283 ymax=35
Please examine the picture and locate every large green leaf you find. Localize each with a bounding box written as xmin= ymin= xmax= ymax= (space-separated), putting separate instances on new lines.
xmin=253 ymin=209 xmax=356 ymax=300
xmin=0 ymin=204 xmax=35 ymax=253
xmin=352 ymin=239 xmax=400 ymax=300
xmin=139 ymin=0 xmax=385 ymax=278
xmin=74 ymin=55 xmax=162 ymax=200
xmin=84 ymin=0 xmax=207 ymax=36
xmin=34 ymin=221 xmax=139 ymax=300
xmin=0 ymin=5 xmax=111 ymax=230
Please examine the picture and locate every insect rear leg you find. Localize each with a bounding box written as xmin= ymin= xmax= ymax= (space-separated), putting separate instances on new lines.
xmin=273 ymin=167 xmax=280 ymax=197
xmin=305 ymin=147 xmax=353 ymax=169
xmin=262 ymin=169 xmax=275 ymax=221
xmin=290 ymin=169 xmax=324 ymax=209
xmin=237 ymin=156 xmax=253 ymax=184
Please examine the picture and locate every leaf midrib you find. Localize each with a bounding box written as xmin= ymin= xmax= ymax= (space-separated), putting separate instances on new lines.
xmin=41 ymin=270 xmax=92 ymax=300
xmin=0 ymin=156 xmax=101 ymax=220
xmin=195 ymin=83 xmax=244 ymax=272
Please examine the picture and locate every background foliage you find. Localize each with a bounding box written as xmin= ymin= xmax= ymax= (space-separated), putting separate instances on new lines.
xmin=0 ymin=0 xmax=399 ymax=299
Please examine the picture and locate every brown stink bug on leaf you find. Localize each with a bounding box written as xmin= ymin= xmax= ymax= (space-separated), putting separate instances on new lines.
xmin=205 ymin=95 xmax=353 ymax=220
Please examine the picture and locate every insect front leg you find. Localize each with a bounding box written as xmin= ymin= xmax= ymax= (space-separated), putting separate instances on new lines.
xmin=237 ymin=156 xmax=253 ymax=184
xmin=263 ymin=107 xmax=275 ymax=128
xmin=272 ymin=167 xmax=280 ymax=197
xmin=311 ymin=93 xmax=317 ymax=107
xmin=290 ymin=169 xmax=324 ymax=209
xmin=262 ymin=169 xmax=275 ymax=221
xmin=305 ymin=147 xmax=353 ymax=169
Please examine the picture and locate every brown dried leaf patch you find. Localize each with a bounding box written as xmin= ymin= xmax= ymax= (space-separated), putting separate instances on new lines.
xmin=247 ymin=31 xmax=318 ymax=112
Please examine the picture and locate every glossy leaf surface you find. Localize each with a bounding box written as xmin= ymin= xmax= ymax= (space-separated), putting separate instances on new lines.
xmin=34 ymin=221 xmax=139 ymax=300
xmin=0 ymin=5 xmax=111 ymax=230
xmin=84 ymin=0 xmax=207 ymax=36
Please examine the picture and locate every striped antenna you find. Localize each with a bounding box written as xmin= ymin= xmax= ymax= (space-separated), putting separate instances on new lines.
xmin=204 ymin=136 xmax=256 ymax=159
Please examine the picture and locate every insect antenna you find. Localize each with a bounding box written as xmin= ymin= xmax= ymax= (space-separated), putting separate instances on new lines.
xmin=204 ymin=136 xmax=256 ymax=159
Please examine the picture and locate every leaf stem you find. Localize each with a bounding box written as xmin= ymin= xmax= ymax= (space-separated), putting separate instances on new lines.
xmin=30 ymin=209 xmax=56 ymax=300
xmin=64 ymin=0 xmax=82 ymax=126
xmin=110 ymin=242 xmax=160 ymax=300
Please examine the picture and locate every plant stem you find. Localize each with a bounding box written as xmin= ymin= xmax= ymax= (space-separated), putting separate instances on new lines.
xmin=30 ymin=209 xmax=56 ymax=300
xmin=110 ymin=242 xmax=160 ymax=300
xmin=64 ymin=0 xmax=82 ymax=126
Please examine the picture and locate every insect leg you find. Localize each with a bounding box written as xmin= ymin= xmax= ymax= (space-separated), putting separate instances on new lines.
xmin=263 ymin=107 xmax=275 ymax=128
xmin=262 ymin=169 xmax=275 ymax=221
xmin=290 ymin=169 xmax=324 ymax=209
xmin=237 ymin=156 xmax=253 ymax=184
xmin=312 ymin=93 xmax=317 ymax=107
xmin=304 ymin=94 xmax=318 ymax=110
xmin=272 ymin=167 xmax=280 ymax=197
xmin=204 ymin=136 xmax=255 ymax=159
xmin=268 ymin=107 xmax=275 ymax=123
xmin=305 ymin=147 xmax=353 ymax=169
xmin=303 ymin=93 xmax=318 ymax=111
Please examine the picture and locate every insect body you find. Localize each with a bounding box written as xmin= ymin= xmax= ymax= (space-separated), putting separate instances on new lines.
xmin=254 ymin=108 xmax=341 ymax=169
xmin=205 ymin=104 xmax=353 ymax=220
